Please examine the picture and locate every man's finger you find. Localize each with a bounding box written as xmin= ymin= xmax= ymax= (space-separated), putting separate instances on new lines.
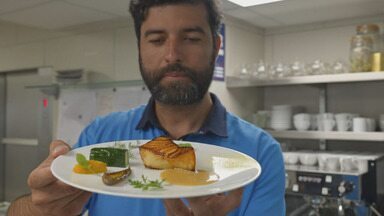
xmin=61 ymin=191 xmax=92 ymax=215
xmin=216 ymin=188 xmax=244 ymax=213
xmin=49 ymin=140 xmax=71 ymax=158
xmin=28 ymin=141 xmax=70 ymax=189
xmin=163 ymin=199 xmax=190 ymax=216
xmin=28 ymin=166 xmax=57 ymax=189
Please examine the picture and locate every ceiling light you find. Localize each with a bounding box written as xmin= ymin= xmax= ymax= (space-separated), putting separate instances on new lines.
xmin=227 ymin=0 xmax=284 ymax=7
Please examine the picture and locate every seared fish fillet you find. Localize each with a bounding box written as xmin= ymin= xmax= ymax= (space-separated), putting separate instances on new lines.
xmin=139 ymin=136 xmax=196 ymax=171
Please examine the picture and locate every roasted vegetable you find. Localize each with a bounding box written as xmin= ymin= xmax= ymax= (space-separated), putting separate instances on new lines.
xmin=102 ymin=168 xmax=131 ymax=185
xmin=73 ymin=153 xmax=107 ymax=174
xmin=90 ymin=148 xmax=129 ymax=167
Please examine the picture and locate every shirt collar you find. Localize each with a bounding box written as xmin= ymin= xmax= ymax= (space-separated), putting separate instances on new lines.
xmin=136 ymin=93 xmax=227 ymax=137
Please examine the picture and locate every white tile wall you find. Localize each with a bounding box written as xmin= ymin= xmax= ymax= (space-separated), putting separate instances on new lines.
xmin=0 ymin=16 xmax=265 ymax=117
xmin=0 ymin=22 xmax=17 ymax=47
xmin=0 ymin=42 xmax=44 ymax=71
xmin=265 ymin=25 xmax=355 ymax=64
xmin=3 ymin=17 xmax=380 ymax=119
xmin=114 ymin=27 xmax=141 ymax=81
xmin=45 ymin=31 xmax=115 ymax=81
xmin=15 ymin=24 xmax=72 ymax=45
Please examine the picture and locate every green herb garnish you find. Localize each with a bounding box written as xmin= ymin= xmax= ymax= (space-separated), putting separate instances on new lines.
xmin=128 ymin=175 xmax=165 ymax=191
xmin=178 ymin=143 xmax=192 ymax=148
xmin=76 ymin=153 xmax=97 ymax=173
xmin=76 ymin=153 xmax=90 ymax=170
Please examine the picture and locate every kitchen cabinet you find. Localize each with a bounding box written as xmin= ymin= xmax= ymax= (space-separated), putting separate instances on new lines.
xmin=0 ymin=69 xmax=52 ymax=202
xmin=226 ymin=71 xmax=384 ymax=149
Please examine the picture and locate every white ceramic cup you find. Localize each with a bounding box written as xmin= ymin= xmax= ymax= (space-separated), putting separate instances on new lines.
xmin=293 ymin=113 xmax=311 ymax=131
xmin=325 ymin=156 xmax=340 ymax=171
xmin=310 ymin=114 xmax=318 ymax=130
xmin=283 ymin=152 xmax=299 ymax=165
xmin=294 ymin=120 xmax=310 ymax=131
xmin=323 ymin=119 xmax=336 ymax=131
xmin=318 ymin=154 xmax=328 ymax=170
xmin=340 ymin=157 xmax=358 ymax=172
xmin=335 ymin=113 xmax=353 ymax=131
xmin=336 ymin=119 xmax=352 ymax=131
xmin=353 ymin=117 xmax=368 ymax=132
xmin=355 ymin=158 xmax=368 ymax=173
xmin=299 ymin=153 xmax=318 ymax=166
xmin=366 ymin=118 xmax=376 ymax=132
xmin=317 ymin=113 xmax=334 ymax=131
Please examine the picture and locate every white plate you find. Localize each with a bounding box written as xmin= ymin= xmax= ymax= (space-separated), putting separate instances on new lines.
xmin=51 ymin=140 xmax=261 ymax=198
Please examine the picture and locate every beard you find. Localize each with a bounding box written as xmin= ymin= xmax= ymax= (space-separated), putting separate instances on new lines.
xmin=139 ymin=55 xmax=215 ymax=105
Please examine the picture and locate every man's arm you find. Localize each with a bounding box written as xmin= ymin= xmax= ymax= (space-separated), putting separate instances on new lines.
xmin=7 ymin=194 xmax=43 ymax=215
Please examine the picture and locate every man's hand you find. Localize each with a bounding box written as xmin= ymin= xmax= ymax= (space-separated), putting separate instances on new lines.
xmin=8 ymin=140 xmax=91 ymax=216
xmin=163 ymin=188 xmax=243 ymax=216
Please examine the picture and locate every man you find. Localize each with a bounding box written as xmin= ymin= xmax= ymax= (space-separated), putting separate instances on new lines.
xmin=8 ymin=0 xmax=285 ymax=215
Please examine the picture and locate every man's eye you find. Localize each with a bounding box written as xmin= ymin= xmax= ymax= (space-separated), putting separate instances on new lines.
xmin=149 ymin=38 xmax=164 ymax=45
xmin=185 ymin=37 xmax=201 ymax=42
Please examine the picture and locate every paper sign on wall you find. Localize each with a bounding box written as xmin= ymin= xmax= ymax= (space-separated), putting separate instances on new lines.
xmin=214 ymin=24 xmax=225 ymax=81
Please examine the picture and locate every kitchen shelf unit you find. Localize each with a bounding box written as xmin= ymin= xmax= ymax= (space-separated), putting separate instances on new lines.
xmin=267 ymin=130 xmax=384 ymax=142
xmin=226 ymin=71 xmax=384 ymax=88
xmin=226 ymin=71 xmax=384 ymax=148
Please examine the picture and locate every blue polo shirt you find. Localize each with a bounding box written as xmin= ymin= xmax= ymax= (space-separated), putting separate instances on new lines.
xmin=75 ymin=93 xmax=286 ymax=215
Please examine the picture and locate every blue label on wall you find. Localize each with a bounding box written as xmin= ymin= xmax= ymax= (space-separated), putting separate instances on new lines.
xmin=214 ymin=24 xmax=225 ymax=81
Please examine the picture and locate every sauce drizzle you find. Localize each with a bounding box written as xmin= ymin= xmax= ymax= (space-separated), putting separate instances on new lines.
xmin=160 ymin=168 xmax=219 ymax=186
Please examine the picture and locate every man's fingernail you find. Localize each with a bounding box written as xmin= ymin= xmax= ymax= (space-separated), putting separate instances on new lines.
xmin=53 ymin=145 xmax=68 ymax=155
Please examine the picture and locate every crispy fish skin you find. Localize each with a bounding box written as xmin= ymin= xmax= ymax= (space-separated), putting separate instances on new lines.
xmin=139 ymin=136 xmax=196 ymax=171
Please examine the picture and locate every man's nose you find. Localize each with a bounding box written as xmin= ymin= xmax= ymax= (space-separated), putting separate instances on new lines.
xmin=165 ymin=39 xmax=182 ymax=64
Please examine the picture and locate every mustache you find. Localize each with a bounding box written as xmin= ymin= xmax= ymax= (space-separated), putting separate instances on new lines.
xmin=157 ymin=63 xmax=197 ymax=81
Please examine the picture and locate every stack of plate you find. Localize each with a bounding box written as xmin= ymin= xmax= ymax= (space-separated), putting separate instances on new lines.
xmin=270 ymin=105 xmax=292 ymax=130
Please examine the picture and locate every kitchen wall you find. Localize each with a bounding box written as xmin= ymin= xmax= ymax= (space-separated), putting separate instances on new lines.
xmin=1 ymin=14 xmax=383 ymax=142
xmin=0 ymin=15 xmax=263 ymax=134
xmin=262 ymin=22 xmax=358 ymax=114
xmin=265 ymin=15 xmax=384 ymax=64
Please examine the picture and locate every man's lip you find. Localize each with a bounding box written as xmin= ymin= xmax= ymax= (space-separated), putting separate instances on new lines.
xmin=163 ymin=72 xmax=187 ymax=77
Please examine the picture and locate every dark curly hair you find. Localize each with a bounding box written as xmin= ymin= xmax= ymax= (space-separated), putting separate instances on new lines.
xmin=129 ymin=0 xmax=222 ymax=47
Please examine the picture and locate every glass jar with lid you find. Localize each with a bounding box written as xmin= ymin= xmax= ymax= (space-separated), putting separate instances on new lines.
xmin=356 ymin=24 xmax=380 ymax=51
xmin=356 ymin=24 xmax=382 ymax=71
xmin=349 ymin=35 xmax=373 ymax=72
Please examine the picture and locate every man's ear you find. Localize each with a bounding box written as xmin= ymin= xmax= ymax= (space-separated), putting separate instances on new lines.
xmin=215 ymin=35 xmax=222 ymax=56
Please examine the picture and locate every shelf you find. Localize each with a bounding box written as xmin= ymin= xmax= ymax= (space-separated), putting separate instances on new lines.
xmin=267 ymin=130 xmax=384 ymax=142
xmin=226 ymin=72 xmax=384 ymax=88
xmin=284 ymin=164 xmax=365 ymax=176
xmin=25 ymin=79 xmax=145 ymax=98
xmin=26 ymin=79 xmax=145 ymax=90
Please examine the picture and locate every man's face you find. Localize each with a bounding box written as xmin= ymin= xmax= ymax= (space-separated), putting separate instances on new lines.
xmin=139 ymin=3 xmax=220 ymax=105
